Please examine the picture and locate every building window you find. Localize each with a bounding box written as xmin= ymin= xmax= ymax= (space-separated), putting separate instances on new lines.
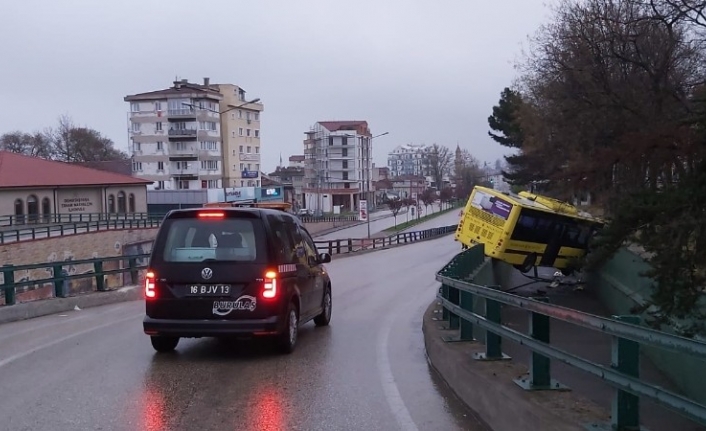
xmin=132 ymin=161 xmax=143 ymax=172
xmin=254 ymin=130 xmax=260 ymax=138
xmin=238 ymin=110 xmax=242 ymax=119
xmin=26 ymin=195 xmax=39 ymax=223
xmin=156 ymin=122 xmax=162 ymax=131
xmin=108 ymin=195 xmax=115 ymax=213
xmin=232 ymin=131 xmax=236 ymax=138
xmin=128 ymin=194 xmax=136 ymax=213
xmin=117 ymin=191 xmax=127 ymax=213
xmin=255 ymin=146 xmax=259 ymax=154
xmin=14 ymin=198 xmax=24 ymax=223
xmin=41 ymin=197 xmax=51 ymax=223
xmin=131 ymin=103 xmax=140 ymax=112
xmin=255 ymin=164 xmax=260 ymax=171
xmin=247 ymin=146 xmax=251 ymax=153
xmin=157 ymin=142 xmax=163 ymax=151
xmin=254 ymin=112 xmax=259 ymax=121
xmin=157 ymin=161 xmax=164 ymax=171
xmin=239 ymin=145 xmax=243 ymax=153
xmin=155 ymin=101 xmax=162 ymax=111
xmin=240 ymin=163 xmax=245 ymax=171
xmin=131 ymin=122 xmax=140 ymax=132
xmin=246 ymin=129 xmax=251 ymax=137
xmin=239 ymin=128 xmax=243 ymax=136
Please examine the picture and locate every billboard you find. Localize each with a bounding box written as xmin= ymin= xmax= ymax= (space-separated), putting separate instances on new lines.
xmin=470 ymin=189 xmax=513 ymax=220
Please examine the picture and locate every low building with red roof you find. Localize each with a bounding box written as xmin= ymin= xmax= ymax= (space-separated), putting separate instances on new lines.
xmin=0 ymin=151 xmax=152 ymax=224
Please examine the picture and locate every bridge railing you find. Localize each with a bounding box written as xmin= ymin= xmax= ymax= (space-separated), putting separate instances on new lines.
xmin=313 ymin=224 xmax=457 ymax=255
xmin=435 ymin=244 xmax=706 ymax=429
xmin=1 ymin=224 xmax=457 ymax=306
xmin=0 ymin=212 xmax=163 ymax=227
xmin=0 ymin=218 xmax=164 ymax=245
xmin=0 ymin=212 xmax=370 ymax=245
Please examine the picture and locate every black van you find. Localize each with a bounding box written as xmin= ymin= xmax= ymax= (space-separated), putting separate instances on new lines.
xmin=143 ymin=207 xmax=333 ymax=354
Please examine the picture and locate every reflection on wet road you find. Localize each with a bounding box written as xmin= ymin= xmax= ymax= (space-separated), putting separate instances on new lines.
xmin=0 ymin=235 xmax=486 ymax=431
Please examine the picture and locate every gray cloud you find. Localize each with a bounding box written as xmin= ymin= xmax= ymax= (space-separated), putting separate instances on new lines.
xmin=0 ymin=0 xmax=551 ymax=172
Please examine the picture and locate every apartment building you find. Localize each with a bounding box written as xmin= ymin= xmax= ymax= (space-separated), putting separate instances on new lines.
xmin=387 ymin=144 xmax=428 ymax=178
xmin=303 ymin=121 xmax=373 ymax=214
xmin=124 ymin=78 xmax=263 ymax=190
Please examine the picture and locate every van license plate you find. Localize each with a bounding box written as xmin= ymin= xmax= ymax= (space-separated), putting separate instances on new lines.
xmin=186 ymin=284 xmax=231 ymax=296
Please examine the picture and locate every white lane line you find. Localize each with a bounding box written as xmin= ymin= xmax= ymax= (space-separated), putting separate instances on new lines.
xmin=0 ymin=303 xmax=138 ymax=342
xmin=0 ymin=312 xmax=143 ymax=369
xmin=377 ymin=292 xmax=427 ymax=431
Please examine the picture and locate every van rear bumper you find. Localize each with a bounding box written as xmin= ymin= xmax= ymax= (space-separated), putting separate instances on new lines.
xmin=143 ymin=315 xmax=281 ymax=337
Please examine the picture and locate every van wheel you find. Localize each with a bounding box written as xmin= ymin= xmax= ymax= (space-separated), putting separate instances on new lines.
xmin=276 ymin=302 xmax=298 ymax=354
xmin=314 ymin=286 xmax=332 ymax=327
xmin=151 ymin=336 xmax=179 ymax=353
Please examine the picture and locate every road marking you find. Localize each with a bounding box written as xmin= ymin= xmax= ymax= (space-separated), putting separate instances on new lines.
xmin=377 ymin=292 xmax=427 ymax=431
xmin=0 ymin=312 xmax=143 ymax=369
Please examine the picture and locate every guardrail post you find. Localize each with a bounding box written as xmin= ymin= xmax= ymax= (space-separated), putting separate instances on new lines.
xmin=347 ymin=239 xmax=352 ymax=253
xmin=94 ymin=260 xmax=105 ymax=292
xmin=474 ymin=298 xmax=511 ymax=361
xmin=129 ymin=257 xmax=138 ymax=284
xmin=52 ymin=264 xmax=67 ymax=298
xmin=612 ymin=315 xmax=641 ymax=430
xmin=443 ymin=288 xmax=476 ymax=343
xmin=447 ymin=285 xmax=460 ymax=330
xmin=514 ymin=297 xmax=568 ymax=391
xmin=2 ymin=265 xmax=16 ymax=305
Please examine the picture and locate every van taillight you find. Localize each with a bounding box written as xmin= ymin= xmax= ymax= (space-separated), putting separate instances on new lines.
xmin=263 ymin=270 xmax=277 ymax=299
xmin=145 ymin=271 xmax=156 ymax=299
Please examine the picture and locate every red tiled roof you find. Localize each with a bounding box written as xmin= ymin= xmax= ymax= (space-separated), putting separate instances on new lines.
xmin=0 ymin=151 xmax=152 ymax=189
xmin=318 ymin=121 xmax=371 ymax=136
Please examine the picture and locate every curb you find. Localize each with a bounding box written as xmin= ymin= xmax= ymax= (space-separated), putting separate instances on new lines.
xmin=422 ymin=300 xmax=609 ymax=431
xmin=0 ymin=286 xmax=142 ymax=325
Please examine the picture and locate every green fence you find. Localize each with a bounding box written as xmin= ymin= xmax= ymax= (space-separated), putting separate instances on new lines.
xmin=0 ymin=212 xmax=163 ymax=227
xmin=1 ymin=254 xmax=151 ymax=306
xmin=436 ymin=244 xmax=706 ymax=430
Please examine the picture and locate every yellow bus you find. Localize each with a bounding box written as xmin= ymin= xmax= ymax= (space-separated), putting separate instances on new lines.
xmin=455 ymin=186 xmax=603 ymax=273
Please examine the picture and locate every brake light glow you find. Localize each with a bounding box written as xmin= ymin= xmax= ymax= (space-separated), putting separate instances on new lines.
xmin=198 ymin=211 xmax=225 ymax=219
xmin=263 ymin=270 xmax=278 ymax=299
xmin=145 ymin=271 xmax=156 ymax=299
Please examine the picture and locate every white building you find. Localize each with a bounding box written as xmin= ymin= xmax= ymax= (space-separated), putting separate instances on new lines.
xmin=124 ymin=78 xmax=264 ymax=191
xmin=387 ymin=144 xmax=428 ymax=178
xmin=303 ymin=121 xmax=374 ymax=214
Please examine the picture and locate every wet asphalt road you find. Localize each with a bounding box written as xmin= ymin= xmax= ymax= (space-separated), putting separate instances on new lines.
xmin=0 ymin=235 xmax=486 ymax=431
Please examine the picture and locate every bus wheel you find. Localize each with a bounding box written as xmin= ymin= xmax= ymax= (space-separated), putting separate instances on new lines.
xmin=517 ymin=253 xmax=537 ymax=274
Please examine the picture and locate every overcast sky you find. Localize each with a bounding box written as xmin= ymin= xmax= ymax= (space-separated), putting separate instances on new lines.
xmin=1 ymin=0 xmax=552 ymax=173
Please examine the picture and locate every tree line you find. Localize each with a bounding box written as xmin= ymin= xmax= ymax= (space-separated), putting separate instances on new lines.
xmin=0 ymin=115 xmax=128 ymax=162
xmin=487 ymin=0 xmax=706 ymax=331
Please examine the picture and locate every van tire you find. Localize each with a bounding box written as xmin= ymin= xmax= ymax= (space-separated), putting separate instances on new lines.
xmin=314 ymin=286 xmax=332 ymax=327
xmin=276 ymin=301 xmax=298 ymax=354
xmin=150 ymin=336 xmax=179 ymax=353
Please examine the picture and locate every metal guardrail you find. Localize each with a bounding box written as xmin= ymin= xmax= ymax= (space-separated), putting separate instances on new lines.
xmin=1 ymin=254 xmax=151 ymax=306
xmin=0 ymin=218 xmax=164 ymax=244
xmin=0 ymin=212 xmax=369 ymax=245
xmin=0 ymin=212 xmax=162 ymax=227
xmin=435 ymin=244 xmax=706 ymax=429
xmin=314 ymin=224 xmax=457 ymax=255
xmin=1 ymin=224 xmax=457 ymax=306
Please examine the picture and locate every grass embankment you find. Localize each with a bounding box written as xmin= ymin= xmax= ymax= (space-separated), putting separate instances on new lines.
xmin=383 ymin=203 xmax=462 ymax=233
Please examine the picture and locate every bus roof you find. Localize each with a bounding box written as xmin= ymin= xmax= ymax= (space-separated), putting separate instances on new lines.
xmin=472 ymin=186 xmax=602 ymax=223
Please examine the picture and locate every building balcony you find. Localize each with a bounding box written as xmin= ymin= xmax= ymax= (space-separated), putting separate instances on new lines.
xmin=167 ymin=108 xmax=197 ymax=119
xmin=168 ymin=129 xmax=198 ymax=139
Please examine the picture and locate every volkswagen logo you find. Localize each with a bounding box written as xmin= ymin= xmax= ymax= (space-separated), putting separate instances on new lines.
xmin=201 ymin=267 xmax=213 ymax=280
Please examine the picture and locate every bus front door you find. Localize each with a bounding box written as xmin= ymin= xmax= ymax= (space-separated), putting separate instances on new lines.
xmin=540 ymin=223 xmax=564 ymax=267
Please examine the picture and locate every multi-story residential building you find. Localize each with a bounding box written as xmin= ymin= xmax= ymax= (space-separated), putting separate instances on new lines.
xmin=303 ymin=121 xmax=374 ymax=214
xmin=387 ymin=144 xmax=428 ymax=178
xmin=212 ymin=82 xmax=264 ymax=188
xmin=124 ymin=78 xmax=263 ymax=191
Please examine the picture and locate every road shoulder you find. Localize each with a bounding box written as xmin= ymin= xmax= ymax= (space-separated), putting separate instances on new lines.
xmin=422 ymin=300 xmax=609 ymax=431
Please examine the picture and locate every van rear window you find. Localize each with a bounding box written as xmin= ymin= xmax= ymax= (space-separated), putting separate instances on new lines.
xmin=160 ymin=218 xmax=268 ymax=263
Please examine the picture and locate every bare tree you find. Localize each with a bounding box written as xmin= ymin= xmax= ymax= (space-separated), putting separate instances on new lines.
xmin=419 ymin=188 xmax=436 ymax=214
xmin=0 ymin=131 xmax=54 ymax=158
xmin=388 ymin=198 xmax=405 ymax=228
xmin=423 ymin=144 xmax=453 ymax=190
xmin=47 ymin=115 xmax=128 ymax=162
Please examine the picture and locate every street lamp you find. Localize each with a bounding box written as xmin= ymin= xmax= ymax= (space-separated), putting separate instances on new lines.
xmin=366 ymin=131 xmax=389 ymax=238
xmin=182 ymin=98 xmax=261 ymax=202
